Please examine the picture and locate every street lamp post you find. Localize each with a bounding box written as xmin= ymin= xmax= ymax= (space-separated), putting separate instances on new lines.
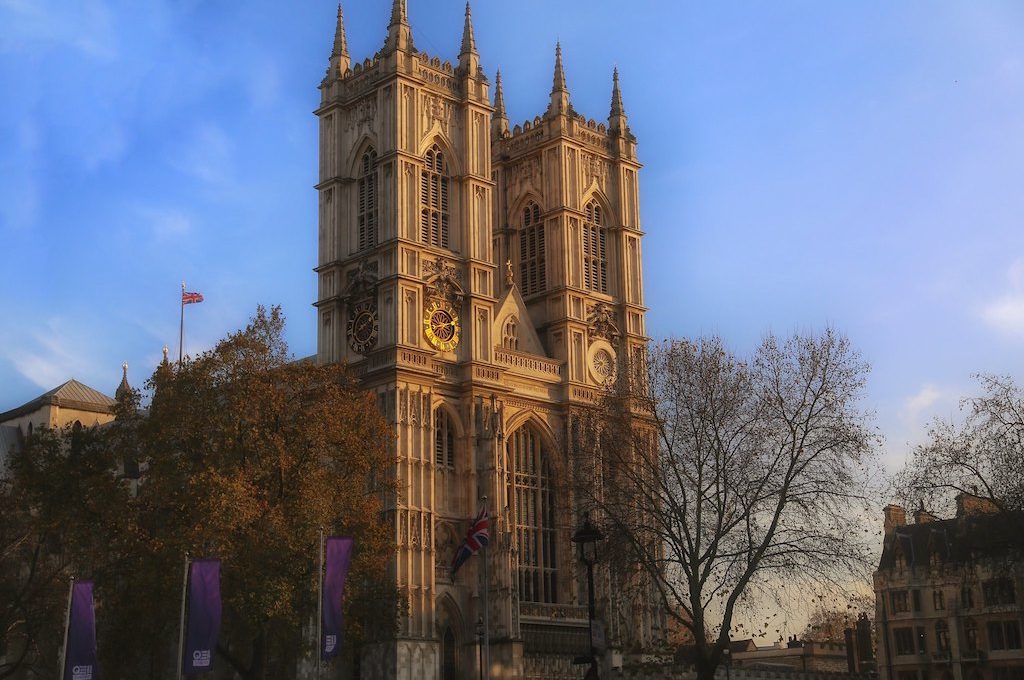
xmin=572 ymin=511 xmax=605 ymax=680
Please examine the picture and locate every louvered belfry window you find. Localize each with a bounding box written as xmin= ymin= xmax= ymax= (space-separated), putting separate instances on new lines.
xmin=582 ymin=201 xmax=608 ymax=293
xmin=508 ymin=425 xmax=557 ymax=604
xmin=420 ymin=145 xmax=450 ymax=249
xmin=434 ymin=407 xmax=455 ymax=469
xmin=519 ymin=202 xmax=546 ymax=296
xmin=357 ymin=149 xmax=377 ymax=251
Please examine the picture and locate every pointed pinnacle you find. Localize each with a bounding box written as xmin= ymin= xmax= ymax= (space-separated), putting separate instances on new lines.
xmin=610 ymin=67 xmax=625 ymax=117
xmin=493 ymin=69 xmax=507 ymax=117
xmin=332 ymin=3 xmax=348 ymax=58
xmin=390 ymin=0 xmax=408 ymax=26
xmin=552 ymin=42 xmax=567 ymax=94
xmin=460 ymin=1 xmax=477 ymax=56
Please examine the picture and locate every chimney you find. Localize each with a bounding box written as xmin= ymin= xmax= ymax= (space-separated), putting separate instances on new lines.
xmin=955 ymin=492 xmax=999 ymax=518
xmin=883 ymin=504 xmax=906 ymax=535
xmin=914 ymin=501 xmax=938 ymax=524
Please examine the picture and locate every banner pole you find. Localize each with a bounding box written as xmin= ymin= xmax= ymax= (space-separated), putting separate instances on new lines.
xmin=178 ymin=281 xmax=185 ymax=367
xmin=176 ymin=552 xmax=190 ymax=680
xmin=317 ymin=526 xmax=324 ymax=680
xmin=58 ymin=575 xmax=74 ymax=680
xmin=481 ymin=497 xmax=489 ymax=680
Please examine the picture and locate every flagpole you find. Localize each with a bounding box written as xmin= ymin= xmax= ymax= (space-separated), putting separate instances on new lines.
xmin=179 ymin=281 xmax=185 ymax=367
xmin=176 ymin=552 xmax=190 ymax=680
xmin=58 ymin=575 xmax=74 ymax=680
xmin=481 ymin=497 xmax=489 ymax=680
xmin=317 ymin=526 xmax=324 ymax=680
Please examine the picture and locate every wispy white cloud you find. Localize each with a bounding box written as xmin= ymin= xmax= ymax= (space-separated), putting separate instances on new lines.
xmin=1 ymin=317 xmax=98 ymax=390
xmin=172 ymin=123 xmax=236 ymax=188
xmin=0 ymin=0 xmax=117 ymax=59
xmin=981 ymin=259 xmax=1024 ymax=338
xmin=134 ymin=204 xmax=193 ymax=242
xmin=900 ymin=384 xmax=945 ymax=423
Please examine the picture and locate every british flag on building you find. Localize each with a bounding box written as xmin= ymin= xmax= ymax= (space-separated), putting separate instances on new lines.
xmin=450 ymin=506 xmax=489 ymax=577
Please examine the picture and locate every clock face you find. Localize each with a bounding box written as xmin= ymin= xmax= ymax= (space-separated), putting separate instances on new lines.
xmin=424 ymin=300 xmax=460 ymax=352
xmin=592 ymin=348 xmax=615 ymax=380
xmin=347 ymin=301 xmax=379 ymax=354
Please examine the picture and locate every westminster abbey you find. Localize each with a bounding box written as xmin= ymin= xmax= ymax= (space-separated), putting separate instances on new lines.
xmin=313 ymin=1 xmax=659 ymax=677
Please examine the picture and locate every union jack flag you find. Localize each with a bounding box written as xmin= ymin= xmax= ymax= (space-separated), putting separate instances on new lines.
xmin=182 ymin=291 xmax=204 ymax=305
xmin=451 ymin=506 xmax=489 ymax=577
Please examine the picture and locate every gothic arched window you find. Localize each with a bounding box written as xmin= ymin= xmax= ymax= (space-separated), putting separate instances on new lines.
xmin=582 ymin=201 xmax=607 ymax=293
xmin=507 ymin=425 xmax=557 ymax=604
xmin=357 ymin=148 xmax=377 ymax=251
xmin=421 ymin=145 xmax=450 ymax=249
xmin=519 ymin=202 xmax=545 ymax=296
xmin=434 ymin=407 xmax=457 ymax=514
xmin=502 ymin=317 xmax=519 ymax=351
xmin=434 ymin=407 xmax=455 ymax=469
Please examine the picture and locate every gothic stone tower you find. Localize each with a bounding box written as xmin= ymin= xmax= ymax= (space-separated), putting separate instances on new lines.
xmin=314 ymin=3 xmax=658 ymax=678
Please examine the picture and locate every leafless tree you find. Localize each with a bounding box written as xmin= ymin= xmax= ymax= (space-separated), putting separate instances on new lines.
xmin=898 ymin=373 xmax=1024 ymax=519
xmin=574 ymin=330 xmax=880 ymax=680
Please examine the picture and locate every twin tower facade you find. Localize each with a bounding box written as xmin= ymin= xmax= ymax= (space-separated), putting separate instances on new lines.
xmin=314 ymin=2 xmax=658 ymax=677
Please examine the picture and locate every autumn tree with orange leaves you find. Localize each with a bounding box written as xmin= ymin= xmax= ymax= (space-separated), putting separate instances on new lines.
xmin=4 ymin=307 xmax=398 ymax=679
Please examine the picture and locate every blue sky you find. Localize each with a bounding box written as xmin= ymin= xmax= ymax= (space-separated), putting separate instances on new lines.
xmin=2 ymin=0 xmax=1024 ymax=475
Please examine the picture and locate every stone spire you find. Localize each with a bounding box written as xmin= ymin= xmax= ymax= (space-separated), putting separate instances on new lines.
xmin=328 ymin=3 xmax=350 ymax=78
xmin=492 ymin=69 xmax=509 ymax=137
xmin=547 ymin=42 xmax=570 ymax=116
xmin=384 ymin=0 xmax=414 ymax=52
xmin=458 ymin=1 xmax=479 ymax=75
xmin=460 ymin=2 xmax=476 ymax=56
xmin=609 ymin=67 xmax=628 ymax=132
xmin=116 ymin=362 xmax=130 ymax=400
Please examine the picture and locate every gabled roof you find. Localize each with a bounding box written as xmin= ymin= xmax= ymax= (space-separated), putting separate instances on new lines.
xmin=0 ymin=379 xmax=116 ymax=423
xmin=493 ymin=284 xmax=547 ymax=357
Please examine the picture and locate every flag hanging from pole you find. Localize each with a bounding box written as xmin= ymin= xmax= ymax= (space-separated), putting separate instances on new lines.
xmin=183 ymin=559 xmax=221 ymax=675
xmin=321 ymin=536 xmax=354 ymax=659
xmin=451 ymin=506 xmax=489 ymax=577
xmin=182 ymin=291 xmax=204 ymax=305
xmin=63 ymin=581 xmax=97 ymax=680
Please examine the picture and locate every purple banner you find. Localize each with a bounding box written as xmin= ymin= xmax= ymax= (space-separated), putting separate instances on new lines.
xmin=321 ymin=537 xmax=354 ymax=659
xmin=184 ymin=559 xmax=221 ymax=675
xmin=63 ymin=581 xmax=97 ymax=680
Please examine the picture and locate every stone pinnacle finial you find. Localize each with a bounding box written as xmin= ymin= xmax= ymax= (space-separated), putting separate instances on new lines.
xmin=162 ymin=345 xmax=169 ymax=364
xmin=552 ymin=42 xmax=567 ymax=94
xmin=610 ymin=67 xmax=625 ymax=117
xmin=332 ymin=4 xmax=348 ymax=58
xmin=492 ymin=69 xmax=509 ymax=136
xmin=390 ymin=0 xmax=408 ymax=26
xmin=328 ymin=3 xmax=350 ymax=78
xmin=116 ymin=361 xmax=131 ymax=399
xmin=460 ymin=1 xmax=477 ymax=56
xmin=384 ymin=0 xmax=414 ymax=52
xmin=494 ymin=70 xmax=507 ymax=116
xmin=547 ymin=43 xmax=571 ymax=116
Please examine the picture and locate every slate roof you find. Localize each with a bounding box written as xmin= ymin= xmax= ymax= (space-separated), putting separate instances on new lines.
xmin=878 ymin=512 xmax=1024 ymax=570
xmin=0 ymin=379 xmax=116 ymax=423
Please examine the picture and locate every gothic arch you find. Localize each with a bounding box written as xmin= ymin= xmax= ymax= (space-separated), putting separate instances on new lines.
xmin=502 ymin=413 xmax=566 ymax=486
xmin=346 ymin=134 xmax=380 ymax=177
xmin=580 ymin=189 xmax=616 ymax=228
xmin=508 ymin=192 xmax=544 ymax=226
xmin=431 ymin=400 xmax=466 ymax=439
xmin=416 ymin=133 xmax=462 ymax=176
